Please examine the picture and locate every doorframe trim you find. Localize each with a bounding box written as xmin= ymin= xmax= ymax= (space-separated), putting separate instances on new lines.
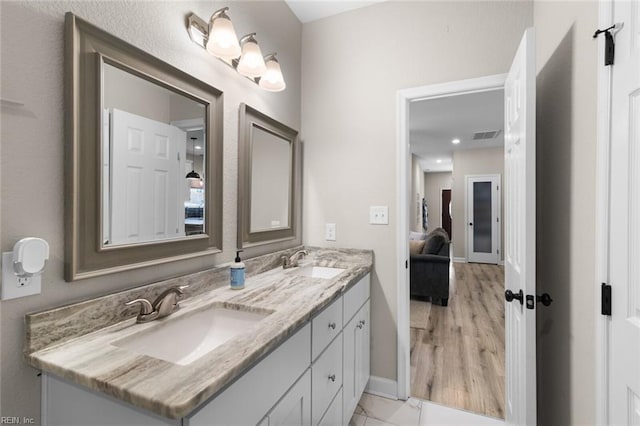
xmin=395 ymin=73 xmax=507 ymax=400
xmin=595 ymin=0 xmax=613 ymax=424
xmin=464 ymin=174 xmax=501 ymax=265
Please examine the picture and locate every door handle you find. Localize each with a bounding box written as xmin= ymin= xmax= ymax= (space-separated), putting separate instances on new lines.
xmin=504 ymin=289 xmax=524 ymax=305
xmin=537 ymin=293 xmax=553 ymax=306
xmin=469 ymin=222 xmax=473 ymax=226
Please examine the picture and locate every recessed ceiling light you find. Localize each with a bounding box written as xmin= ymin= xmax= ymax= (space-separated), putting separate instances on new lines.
xmin=452 ymin=138 xmax=461 ymax=145
xmin=436 ymin=159 xmax=442 ymax=163
xmin=195 ymin=145 xmax=202 ymax=150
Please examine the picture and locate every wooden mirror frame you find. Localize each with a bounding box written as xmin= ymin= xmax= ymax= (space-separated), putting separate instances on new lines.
xmin=64 ymin=13 xmax=223 ymax=281
xmin=237 ymin=104 xmax=300 ymax=255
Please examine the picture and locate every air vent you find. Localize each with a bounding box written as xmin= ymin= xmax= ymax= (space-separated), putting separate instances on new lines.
xmin=472 ymin=130 xmax=501 ymax=140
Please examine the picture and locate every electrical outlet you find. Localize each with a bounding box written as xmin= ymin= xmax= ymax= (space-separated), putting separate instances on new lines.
xmin=2 ymin=252 xmax=41 ymax=300
xmin=325 ymin=223 xmax=336 ymax=241
xmin=369 ymin=206 xmax=389 ymax=225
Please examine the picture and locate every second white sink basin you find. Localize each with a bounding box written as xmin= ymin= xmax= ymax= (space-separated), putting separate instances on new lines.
xmin=288 ymin=266 xmax=345 ymax=279
xmin=113 ymin=304 xmax=271 ymax=365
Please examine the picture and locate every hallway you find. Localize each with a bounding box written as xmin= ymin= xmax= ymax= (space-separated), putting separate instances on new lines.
xmin=410 ymin=262 xmax=505 ymax=418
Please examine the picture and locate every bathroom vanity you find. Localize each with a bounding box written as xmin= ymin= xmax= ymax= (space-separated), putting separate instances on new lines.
xmin=25 ymin=248 xmax=372 ymax=426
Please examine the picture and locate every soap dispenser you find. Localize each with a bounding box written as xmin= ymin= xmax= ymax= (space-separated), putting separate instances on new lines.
xmin=230 ymin=250 xmax=245 ymax=290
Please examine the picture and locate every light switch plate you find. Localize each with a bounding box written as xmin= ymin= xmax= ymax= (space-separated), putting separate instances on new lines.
xmin=325 ymin=223 xmax=336 ymax=241
xmin=369 ymin=206 xmax=389 ymax=225
xmin=2 ymin=252 xmax=41 ymax=300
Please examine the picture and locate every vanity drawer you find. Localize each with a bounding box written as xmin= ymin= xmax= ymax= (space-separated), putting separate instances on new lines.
xmin=311 ymin=333 xmax=343 ymax=426
xmin=343 ymin=274 xmax=370 ymax=323
xmin=312 ymin=297 xmax=343 ymax=361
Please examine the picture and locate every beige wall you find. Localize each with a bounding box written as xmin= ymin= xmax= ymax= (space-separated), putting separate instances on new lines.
xmin=302 ymin=1 xmax=532 ymax=381
xmin=410 ymin=155 xmax=425 ymax=233
xmin=451 ymin=147 xmax=505 ymax=261
xmin=533 ymin=1 xmax=598 ymax=424
xmin=424 ymin=172 xmax=453 ymax=232
xmin=0 ymin=1 xmax=301 ymax=422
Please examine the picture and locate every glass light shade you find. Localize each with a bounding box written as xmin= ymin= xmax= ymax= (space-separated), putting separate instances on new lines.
xmin=206 ymin=15 xmax=241 ymax=60
xmin=259 ymin=57 xmax=286 ymax=92
xmin=237 ymin=38 xmax=267 ymax=78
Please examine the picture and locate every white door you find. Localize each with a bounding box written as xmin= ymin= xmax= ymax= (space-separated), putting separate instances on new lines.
xmin=466 ymin=175 xmax=501 ymax=264
xmin=110 ymin=109 xmax=185 ymax=245
xmin=609 ymin=1 xmax=640 ymax=423
xmin=504 ymin=28 xmax=536 ymax=426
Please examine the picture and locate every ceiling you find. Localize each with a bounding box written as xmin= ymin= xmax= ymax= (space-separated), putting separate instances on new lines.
xmin=410 ymin=89 xmax=504 ymax=173
xmin=285 ymin=1 xmax=386 ymax=23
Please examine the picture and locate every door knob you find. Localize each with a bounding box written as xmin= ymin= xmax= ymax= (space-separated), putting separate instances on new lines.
xmin=469 ymin=222 xmax=473 ymax=226
xmin=537 ymin=293 xmax=553 ymax=306
xmin=505 ymin=289 xmax=524 ymax=305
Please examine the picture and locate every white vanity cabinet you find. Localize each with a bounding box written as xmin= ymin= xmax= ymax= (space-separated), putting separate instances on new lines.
xmin=41 ymin=273 xmax=371 ymax=426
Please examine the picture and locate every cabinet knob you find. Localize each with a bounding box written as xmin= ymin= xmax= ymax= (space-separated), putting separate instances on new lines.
xmin=328 ymin=322 xmax=336 ymax=330
xmin=357 ymin=323 xmax=363 ymax=329
xmin=328 ymin=374 xmax=336 ymax=382
xmin=359 ymin=320 xmax=366 ymax=326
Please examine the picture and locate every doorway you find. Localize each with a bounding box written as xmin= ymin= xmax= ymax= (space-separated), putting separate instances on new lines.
xmin=441 ymin=189 xmax=452 ymax=239
xmin=466 ymin=174 xmax=500 ymax=264
xmin=398 ymin=75 xmax=506 ymax=416
xmin=407 ymin=88 xmax=506 ymax=418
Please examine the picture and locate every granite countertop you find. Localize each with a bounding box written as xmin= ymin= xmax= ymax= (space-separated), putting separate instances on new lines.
xmin=24 ymin=247 xmax=372 ymax=419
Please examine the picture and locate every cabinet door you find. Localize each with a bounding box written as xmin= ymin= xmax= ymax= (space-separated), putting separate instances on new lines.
xmin=357 ymin=301 xmax=370 ymax=396
xmin=317 ymin=388 xmax=343 ymax=426
xmin=342 ymin=312 xmax=359 ymax=424
xmin=265 ymin=370 xmax=311 ymax=426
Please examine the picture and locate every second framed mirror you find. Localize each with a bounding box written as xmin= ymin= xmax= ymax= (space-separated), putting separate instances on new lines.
xmin=238 ymin=104 xmax=300 ymax=254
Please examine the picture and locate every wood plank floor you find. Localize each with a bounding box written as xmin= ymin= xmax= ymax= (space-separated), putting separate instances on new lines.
xmin=410 ymin=262 xmax=505 ymax=419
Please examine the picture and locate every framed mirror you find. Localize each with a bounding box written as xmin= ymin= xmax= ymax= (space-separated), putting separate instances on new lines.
xmin=238 ymin=104 xmax=300 ymax=252
xmin=65 ymin=13 xmax=223 ymax=281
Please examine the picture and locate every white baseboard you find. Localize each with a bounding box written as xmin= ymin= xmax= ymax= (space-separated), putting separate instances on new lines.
xmin=365 ymin=376 xmax=399 ymax=400
xmin=453 ymin=257 xmax=467 ymax=263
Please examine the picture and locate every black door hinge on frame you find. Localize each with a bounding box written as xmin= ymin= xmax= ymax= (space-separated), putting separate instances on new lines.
xmin=601 ymin=283 xmax=612 ymax=316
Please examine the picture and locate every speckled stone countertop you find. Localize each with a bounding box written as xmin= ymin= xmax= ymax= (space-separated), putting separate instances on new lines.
xmin=24 ymin=247 xmax=372 ymax=419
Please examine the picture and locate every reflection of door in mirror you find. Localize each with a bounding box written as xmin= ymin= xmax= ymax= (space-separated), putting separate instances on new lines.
xmin=101 ymin=62 xmax=206 ymax=247
xmin=250 ymin=126 xmax=292 ymax=232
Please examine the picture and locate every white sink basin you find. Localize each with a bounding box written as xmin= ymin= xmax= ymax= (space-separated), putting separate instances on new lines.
xmin=113 ymin=305 xmax=270 ymax=365
xmin=288 ymin=266 xmax=345 ymax=279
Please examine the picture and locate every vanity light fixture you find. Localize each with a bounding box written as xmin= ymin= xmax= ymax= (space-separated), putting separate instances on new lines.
xmin=259 ymin=53 xmax=286 ymax=92
xmin=236 ymin=33 xmax=267 ymax=78
xmin=206 ymin=7 xmax=241 ymax=60
xmin=187 ymin=9 xmax=286 ymax=92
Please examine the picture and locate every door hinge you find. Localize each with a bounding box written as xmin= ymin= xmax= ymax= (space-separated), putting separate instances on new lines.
xmin=601 ymin=283 xmax=612 ymax=316
xmin=405 ymin=260 xmax=408 ymax=269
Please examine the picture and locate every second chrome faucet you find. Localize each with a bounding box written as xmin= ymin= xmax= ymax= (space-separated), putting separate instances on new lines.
xmin=126 ymin=285 xmax=189 ymax=323
xmin=281 ymin=249 xmax=309 ymax=269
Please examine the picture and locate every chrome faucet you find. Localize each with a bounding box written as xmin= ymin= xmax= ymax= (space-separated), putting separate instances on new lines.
xmin=125 ymin=285 xmax=189 ymax=323
xmin=281 ymin=249 xmax=309 ymax=269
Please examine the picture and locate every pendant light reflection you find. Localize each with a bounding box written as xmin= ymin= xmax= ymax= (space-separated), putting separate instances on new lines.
xmin=259 ymin=54 xmax=286 ymax=92
xmin=237 ymin=34 xmax=267 ymax=78
xmin=206 ymin=7 xmax=241 ymax=60
xmin=186 ymin=137 xmax=201 ymax=183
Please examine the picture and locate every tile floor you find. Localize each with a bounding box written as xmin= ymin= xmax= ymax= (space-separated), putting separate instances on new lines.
xmin=350 ymin=393 xmax=504 ymax=426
